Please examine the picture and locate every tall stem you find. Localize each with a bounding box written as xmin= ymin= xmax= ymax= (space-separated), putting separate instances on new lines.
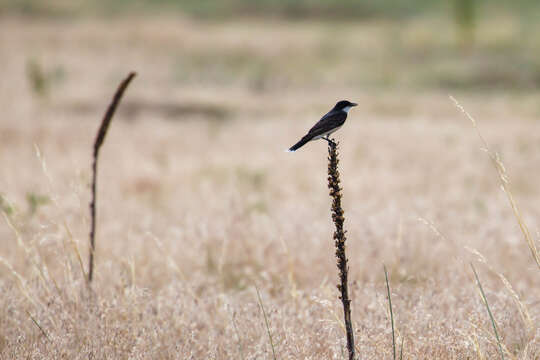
xmin=327 ymin=140 xmax=355 ymax=360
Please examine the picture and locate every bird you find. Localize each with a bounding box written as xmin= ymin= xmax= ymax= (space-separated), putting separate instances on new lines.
xmin=287 ymin=100 xmax=357 ymax=152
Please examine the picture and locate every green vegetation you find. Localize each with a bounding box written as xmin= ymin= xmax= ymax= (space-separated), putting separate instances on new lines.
xmin=454 ymin=0 xmax=476 ymax=48
xmin=165 ymin=17 xmax=540 ymax=91
xmin=0 ymin=194 xmax=14 ymax=217
xmin=26 ymin=58 xmax=65 ymax=98
xmin=1 ymin=0 xmax=539 ymax=19
xmin=26 ymin=192 xmax=49 ymax=216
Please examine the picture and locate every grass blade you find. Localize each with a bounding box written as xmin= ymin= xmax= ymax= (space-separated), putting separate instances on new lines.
xmin=470 ymin=263 xmax=505 ymax=360
xmin=26 ymin=309 xmax=51 ymax=343
xmin=451 ymin=96 xmax=540 ymax=270
xmin=384 ymin=265 xmax=396 ymax=360
xmin=255 ymin=285 xmax=277 ymax=360
xmin=399 ymin=336 xmax=404 ymax=360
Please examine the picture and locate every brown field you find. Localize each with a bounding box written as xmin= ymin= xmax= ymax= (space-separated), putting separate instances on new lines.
xmin=0 ymin=15 xmax=539 ymax=359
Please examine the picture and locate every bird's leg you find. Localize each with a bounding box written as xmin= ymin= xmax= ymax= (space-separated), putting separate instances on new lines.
xmin=321 ymin=135 xmax=337 ymax=147
xmin=324 ymin=136 xmax=336 ymax=146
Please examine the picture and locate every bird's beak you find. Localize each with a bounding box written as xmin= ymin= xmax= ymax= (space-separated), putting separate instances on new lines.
xmin=351 ymin=103 xmax=358 ymax=107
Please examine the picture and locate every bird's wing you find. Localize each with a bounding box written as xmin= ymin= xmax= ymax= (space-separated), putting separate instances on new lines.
xmin=307 ymin=111 xmax=347 ymax=137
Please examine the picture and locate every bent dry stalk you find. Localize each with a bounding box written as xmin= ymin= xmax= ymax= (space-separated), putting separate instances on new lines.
xmin=88 ymin=71 xmax=137 ymax=283
xmin=327 ymin=140 xmax=355 ymax=360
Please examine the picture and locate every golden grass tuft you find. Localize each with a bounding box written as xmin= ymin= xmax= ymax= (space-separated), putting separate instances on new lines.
xmin=451 ymin=96 xmax=540 ymax=270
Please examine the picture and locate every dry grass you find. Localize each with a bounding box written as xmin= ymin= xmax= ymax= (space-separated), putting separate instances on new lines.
xmin=0 ymin=16 xmax=539 ymax=359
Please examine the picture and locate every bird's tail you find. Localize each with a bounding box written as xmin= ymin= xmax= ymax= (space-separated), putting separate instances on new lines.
xmin=288 ymin=135 xmax=313 ymax=152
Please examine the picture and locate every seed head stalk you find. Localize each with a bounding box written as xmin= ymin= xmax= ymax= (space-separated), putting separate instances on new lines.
xmin=327 ymin=140 xmax=355 ymax=360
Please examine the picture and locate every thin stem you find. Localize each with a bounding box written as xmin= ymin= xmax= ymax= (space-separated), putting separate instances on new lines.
xmin=470 ymin=263 xmax=505 ymax=360
xmin=255 ymin=285 xmax=277 ymax=360
xmin=230 ymin=310 xmax=245 ymax=360
xmin=384 ymin=265 xmax=396 ymax=360
xmin=451 ymin=96 xmax=540 ymax=270
xmin=399 ymin=336 xmax=404 ymax=360
xmin=26 ymin=309 xmax=51 ymax=343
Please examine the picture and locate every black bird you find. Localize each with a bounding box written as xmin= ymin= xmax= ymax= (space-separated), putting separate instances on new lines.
xmin=288 ymin=100 xmax=357 ymax=152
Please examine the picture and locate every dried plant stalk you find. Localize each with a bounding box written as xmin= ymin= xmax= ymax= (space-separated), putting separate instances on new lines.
xmin=88 ymin=71 xmax=136 ymax=283
xmin=451 ymin=96 xmax=540 ymax=270
xmin=327 ymin=140 xmax=355 ymax=360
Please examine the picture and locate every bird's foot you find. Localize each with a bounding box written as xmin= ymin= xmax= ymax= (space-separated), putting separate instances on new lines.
xmin=323 ymin=136 xmax=337 ymax=146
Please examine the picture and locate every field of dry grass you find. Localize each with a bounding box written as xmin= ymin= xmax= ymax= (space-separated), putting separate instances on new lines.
xmin=0 ymin=15 xmax=539 ymax=359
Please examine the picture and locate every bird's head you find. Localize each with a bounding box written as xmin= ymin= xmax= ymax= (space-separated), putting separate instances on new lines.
xmin=334 ymin=100 xmax=358 ymax=113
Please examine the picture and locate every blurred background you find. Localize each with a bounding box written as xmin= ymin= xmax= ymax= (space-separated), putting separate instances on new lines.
xmin=3 ymin=0 xmax=540 ymax=97
xmin=2 ymin=0 xmax=540 ymax=289
xmin=2 ymin=1 xmax=540 ymax=284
